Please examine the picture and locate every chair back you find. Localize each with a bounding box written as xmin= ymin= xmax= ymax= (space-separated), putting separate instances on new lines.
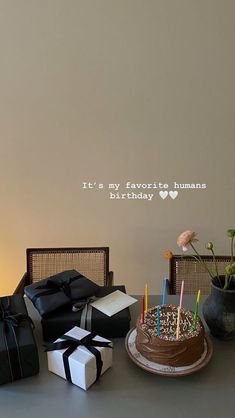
xmin=169 ymin=255 xmax=231 ymax=294
xmin=25 ymin=247 xmax=111 ymax=287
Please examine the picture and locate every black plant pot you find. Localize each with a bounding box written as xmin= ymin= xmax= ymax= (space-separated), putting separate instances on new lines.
xmin=203 ymin=276 xmax=235 ymax=340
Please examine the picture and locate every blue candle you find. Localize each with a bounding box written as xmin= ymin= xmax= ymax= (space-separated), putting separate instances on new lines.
xmin=157 ymin=306 xmax=161 ymax=336
xmin=161 ymin=277 xmax=167 ymax=306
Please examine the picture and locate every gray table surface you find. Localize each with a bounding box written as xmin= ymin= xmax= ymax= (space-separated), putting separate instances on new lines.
xmin=1 ymin=295 xmax=235 ymax=418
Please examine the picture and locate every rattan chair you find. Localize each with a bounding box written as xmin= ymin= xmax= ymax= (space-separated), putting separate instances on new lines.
xmin=169 ymin=255 xmax=231 ymax=295
xmin=15 ymin=247 xmax=113 ymax=294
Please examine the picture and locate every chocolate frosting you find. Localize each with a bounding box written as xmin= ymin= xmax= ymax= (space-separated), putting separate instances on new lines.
xmin=136 ymin=306 xmax=205 ymax=367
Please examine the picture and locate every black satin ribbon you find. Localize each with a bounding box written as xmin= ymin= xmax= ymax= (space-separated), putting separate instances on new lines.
xmin=0 ymin=298 xmax=34 ymax=382
xmin=45 ymin=332 xmax=112 ymax=383
xmin=31 ymin=275 xmax=81 ymax=304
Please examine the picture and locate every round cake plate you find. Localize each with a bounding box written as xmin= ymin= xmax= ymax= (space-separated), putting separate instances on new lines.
xmin=125 ymin=328 xmax=213 ymax=377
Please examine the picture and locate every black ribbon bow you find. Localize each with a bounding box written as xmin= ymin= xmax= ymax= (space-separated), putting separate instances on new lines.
xmin=72 ymin=296 xmax=97 ymax=312
xmin=0 ymin=297 xmax=35 ymax=382
xmin=32 ymin=275 xmax=79 ymax=304
xmin=0 ymin=309 xmax=35 ymax=330
xmin=44 ymin=332 xmax=112 ymax=384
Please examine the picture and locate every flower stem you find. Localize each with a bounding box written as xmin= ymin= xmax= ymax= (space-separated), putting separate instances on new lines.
xmin=189 ymin=242 xmax=214 ymax=279
xmin=224 ymin=274 xmax=230 ymax=290
xmin=211 ymin=247 xmax=221 ymax=286
xmin=231 ymin=236 xmax=234 ymax=263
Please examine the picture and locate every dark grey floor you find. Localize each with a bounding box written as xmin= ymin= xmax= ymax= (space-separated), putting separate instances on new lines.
xmin=1 ymin=295 xmax=234 ymax=418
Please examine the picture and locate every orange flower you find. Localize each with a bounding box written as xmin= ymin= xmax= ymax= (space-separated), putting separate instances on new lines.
xmin=164 ymin=250 xmax=173 ymax=260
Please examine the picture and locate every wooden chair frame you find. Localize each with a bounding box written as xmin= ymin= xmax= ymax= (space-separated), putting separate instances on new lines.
xmin=15 ymin=247 xmax=113 ymax=294
xmin=169 ymin=254 xmax=231 ymax=295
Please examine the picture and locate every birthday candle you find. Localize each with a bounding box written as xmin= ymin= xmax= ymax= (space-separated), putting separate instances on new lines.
xmin=162 ymin=277 xmax=167 ymax=306
xmin=157 ymin=306 xmax=161 ymax=336
xmin=176 ymin=280 xmax=184 ymax=340
xmin=141 ymin=296 xmax=145 ymax=324
xmin=192 ymin=290 xmax=201 ymax=330
xmin=179 ymin=280 xmax=184 ymax=309
xmin=145 ymin=283 xmax=148 ymax=313
xmin=176 ymin=307 xmax=181 ymax=340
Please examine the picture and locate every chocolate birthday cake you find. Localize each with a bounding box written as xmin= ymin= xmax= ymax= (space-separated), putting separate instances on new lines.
xmin=136 ymin=305 xmax=205 ymax=367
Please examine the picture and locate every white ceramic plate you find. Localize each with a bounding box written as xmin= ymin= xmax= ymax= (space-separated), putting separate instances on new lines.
xmin=125 ymin=328 xmax=213 ymax=376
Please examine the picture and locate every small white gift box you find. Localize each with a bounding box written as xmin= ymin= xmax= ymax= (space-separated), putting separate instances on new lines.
xmin=46 ymin=326 xmax=112 ymax=390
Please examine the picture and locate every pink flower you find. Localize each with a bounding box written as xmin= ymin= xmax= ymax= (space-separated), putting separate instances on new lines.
xmin=177 ymin=230 xmax=198 ymax=252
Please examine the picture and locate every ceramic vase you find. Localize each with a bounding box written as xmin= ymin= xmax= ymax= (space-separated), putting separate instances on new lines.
xmin=203 ymin=276 xmax=235 ymax=340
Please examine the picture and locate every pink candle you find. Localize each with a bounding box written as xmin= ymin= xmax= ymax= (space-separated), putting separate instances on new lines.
xmin=179 ymin=280 xmax=184 ymax=309
xmin=176 ymin=280 xmax=184 ymax=340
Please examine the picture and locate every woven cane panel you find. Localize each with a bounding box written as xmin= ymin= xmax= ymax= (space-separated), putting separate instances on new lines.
xmin=29 ymin=251 xmax=107 ymax=286
xmin=174 ymin=258 xmax=230 ymax=295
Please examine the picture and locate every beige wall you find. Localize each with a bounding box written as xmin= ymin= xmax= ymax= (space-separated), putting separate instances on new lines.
xmin=0 ymin=0 xmax=234 ymax=296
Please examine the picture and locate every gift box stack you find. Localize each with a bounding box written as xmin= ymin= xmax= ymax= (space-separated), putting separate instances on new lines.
xmin=24 ymin=269 xmax=132 ymax=389
xmin=24 ymin=270 xmax=131 ymax=342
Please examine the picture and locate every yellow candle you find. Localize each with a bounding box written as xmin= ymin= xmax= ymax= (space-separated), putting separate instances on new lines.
xmin=145 ymin=283 xmax=148 ymax=313
xmin=197 ymin=289 xmax=201 ymax=304
xmin=192 ymin=289 xmax=201 ymax=329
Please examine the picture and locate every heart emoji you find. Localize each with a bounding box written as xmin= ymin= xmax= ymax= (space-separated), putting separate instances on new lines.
xmin=169 ymin=191 xmax=178 ymax=200
xmin=159 ymin=191 xmax=168 ymax=200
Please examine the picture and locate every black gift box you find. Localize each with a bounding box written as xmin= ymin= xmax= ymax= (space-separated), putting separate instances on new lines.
xmin=0 ymin=294 xmax=39 ymax=385
xmin=24 ymin=269 xmax=100 ymax=317
xmin=41 ymin=286 xmax=131 ymax=341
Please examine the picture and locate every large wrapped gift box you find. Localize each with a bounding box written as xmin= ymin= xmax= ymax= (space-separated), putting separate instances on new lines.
xmin=24 ymin=270 xmax=99 ymax=317
xmin=41 ymin=285 xmax=131 ymax=341
xmin=46 ymin=326 xmax=112 ymax=390
xmin=0 ymin=294 xmax=39 ymax=385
